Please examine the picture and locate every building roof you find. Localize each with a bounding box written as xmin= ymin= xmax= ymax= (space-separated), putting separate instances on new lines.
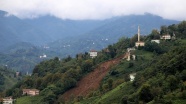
xmin=3 ymin=96 xmax=12 ymax=99
xmin=90 ymin=50 xmax=97 ymax=52
xmin=23 ymin=89 xmax=39 ymax=91
xmin=135 ymin=41 xmax=145 ymax=43
xmin=162 ymin=34 xmax=171 ymax=36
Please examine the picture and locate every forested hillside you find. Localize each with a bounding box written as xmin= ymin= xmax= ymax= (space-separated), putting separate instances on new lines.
xmin=48 ymin=13 xmax=179 ymax=57
xmin=2 ymin=21 xmax=186 ymax=104
xmin=0 ymin=66 xmax=18 ymax=92
xmin=0 ymin=42 xmax=60 ymax=73
xmin=1 ymin=10 xmax=180 ymax=73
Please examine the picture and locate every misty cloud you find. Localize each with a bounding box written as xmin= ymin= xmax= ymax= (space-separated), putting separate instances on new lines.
xmin=0 ymin=0 xmax=186 ymax=20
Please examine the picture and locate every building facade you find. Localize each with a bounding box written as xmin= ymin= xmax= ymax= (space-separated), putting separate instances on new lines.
xmin=89 ymin=50 xmax=98 ymax=58
xmin=160 ymin=34 xmax=171 ymax=40
xmin=22 ymin=89 xmax=39 ymax=96
xmin=151 ymin=39 xmax=160 ymax=44
xmin=3 ymin=96 xmax=14 ymax=104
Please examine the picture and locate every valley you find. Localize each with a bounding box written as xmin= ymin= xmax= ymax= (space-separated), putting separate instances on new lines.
xmin=1 ymin=21 xmax=185 ymax=104
xmin=0 ymin=10 xmax=179 ymax=73
xmin=0 ymin=9 xmax=186 ymax=104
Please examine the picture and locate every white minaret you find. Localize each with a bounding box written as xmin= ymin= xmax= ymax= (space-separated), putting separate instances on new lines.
xmin=138 ymin=26 xmax=140 ymax=42
xmin=135 ymin=26 xmax=145 ymax=47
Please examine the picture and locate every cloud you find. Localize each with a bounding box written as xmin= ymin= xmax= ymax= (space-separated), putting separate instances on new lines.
xmin=0 ymin=0 xmax=186 ymax=20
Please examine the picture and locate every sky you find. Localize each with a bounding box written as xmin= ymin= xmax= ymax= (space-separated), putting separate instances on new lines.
xmin=0 ymin=0 xmax=186 ymax=20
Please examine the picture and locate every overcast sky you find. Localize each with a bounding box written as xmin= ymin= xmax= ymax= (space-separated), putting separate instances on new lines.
xmin=0 ymin=0 xmax=186 ymax=20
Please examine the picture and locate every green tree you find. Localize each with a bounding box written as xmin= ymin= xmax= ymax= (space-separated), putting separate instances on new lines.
xmin=178 ymin=21 xmax=186 ymax=38
xmin=138 ymin=84 xmax=153 ymax=103
xmin=166 ymin=75 xmax=178 ymax=91
xmin=160 ymin=25 xmax=168 ymax=35
xmin=149 ymin=29 xmax=160 ymax=39
xmin=82 ymin=59 xmax=93 ymax=73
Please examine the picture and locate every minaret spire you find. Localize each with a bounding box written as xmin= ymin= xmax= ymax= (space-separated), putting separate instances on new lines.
xmin=138 ymin=26 xmax=140 ymax=42
xmin=135 ymin=26 xmax=145 ymax=47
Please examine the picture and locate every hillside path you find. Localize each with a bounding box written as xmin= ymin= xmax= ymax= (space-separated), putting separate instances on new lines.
xmin=62 ymin=53 xmax=127 ymax=101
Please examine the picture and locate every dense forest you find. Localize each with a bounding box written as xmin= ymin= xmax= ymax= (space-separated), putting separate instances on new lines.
xmin=0 ymin=66 xmax=18 ymax=93
xmin=1 ymin=21 xmax=186 ymax=104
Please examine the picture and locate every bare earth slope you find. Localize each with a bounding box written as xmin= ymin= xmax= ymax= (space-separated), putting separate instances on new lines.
xmin=62 ymin=53 xmax=127 ymax=101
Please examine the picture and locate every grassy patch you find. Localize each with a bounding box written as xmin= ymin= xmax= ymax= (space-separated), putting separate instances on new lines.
xmin=15 ymin=96 xmax=43 ymax=104
xmin=79 ymin=82 xmax=135 ymax=104
xmin=172 ymin=99 xmax=186 ymax=104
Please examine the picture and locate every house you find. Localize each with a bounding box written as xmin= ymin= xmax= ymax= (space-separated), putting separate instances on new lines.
xmin=160 ymin=34 xmax=171 ymax=40
xmin=124 ymin=51 xmax=136 ymax=61
xmin=135 ymin=26 xmax=145 ymax=47
xmin=3 ymin=96 xmax=14 ymax=104
xmin=129 ymin=73 xmax=136 ymax=82
xmin=22 ymin=89 xmax=40 ymax=96
xmin=126 ymin=52 xmax=131 ymax=61
xmin=135 ymin=42 xmax=145 ymax=47
xmin=39 ymin=54 xmax=47 ymax=58
xmin=127 ymin=48 xmax=136 ymax=52
xmin=151 ymin=39 xmax=160 ymax=44
xmin=89 ymin=50 xmax=98 ymax=58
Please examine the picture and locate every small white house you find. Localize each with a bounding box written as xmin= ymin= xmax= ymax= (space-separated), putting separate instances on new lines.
xmin=135 ymin=41 xmax=145 ymax=47
xmin=40 ymin=54 xmax=47 ymax=58
xmin=3 ymin=96 xmax=14 ymax=104
xmin=129 ymin=73 xmax=136 ymax=82
xmin=151 ymin=39 xmax=160 ymax=44
xmin=89 ymin=50 xmax=98 ymax=58
xmin=22 ymin=89 xmax=40 ymax=96
xmin=160 ymin=34 xmax=171 ymax=40
xmin=127 ymin=48 xmax=136 ymax=52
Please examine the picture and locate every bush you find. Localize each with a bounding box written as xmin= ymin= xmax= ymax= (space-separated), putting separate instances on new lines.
xmin=128 ymin=62 xmax=134 ymax=68
xmin=109 ymin=70 xmax=119 ymax=76
xmin=138 ymin=84 xmax=153 ymax=103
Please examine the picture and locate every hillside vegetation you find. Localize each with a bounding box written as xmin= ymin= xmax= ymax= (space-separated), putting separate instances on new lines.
xmin=1 ymin=10 xmax=180 ymax=73
xmin=0 ymin=42 xmax=61 ymax=73
xmin=0 ymin=66 xmax=18 ymax=93
xmin=3 ymin=21 xmax=186 ymax=104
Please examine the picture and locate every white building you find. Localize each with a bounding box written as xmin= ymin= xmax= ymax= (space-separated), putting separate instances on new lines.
xmin=89 ymin=50 xmax=98 ymax=58
xmin=135 ymin=26 xmax=145 ymax=47
xmin=39 ymin=54 xmax=47 ymax=58
xmin=127 ymin=48 xmax=136 ymax=52
xmin=3 ymin=96 xmax=14 ymax=104
xmin=151 ymin=39 xmax=160 ymax=44
xmin=160 ymin=34 xmax=171 ymax=40
xmin=132 ymin=55 xmax=136 ymax=60
xmin=127 ymin=52 xmax=131 ymax=61
xmin=129 ymin=73 xmax=136 ymax=82
xmin=135 ymin=42 xmax=145 ymax=47
xmin=22 ymin=89 xmax=40 ymax=96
